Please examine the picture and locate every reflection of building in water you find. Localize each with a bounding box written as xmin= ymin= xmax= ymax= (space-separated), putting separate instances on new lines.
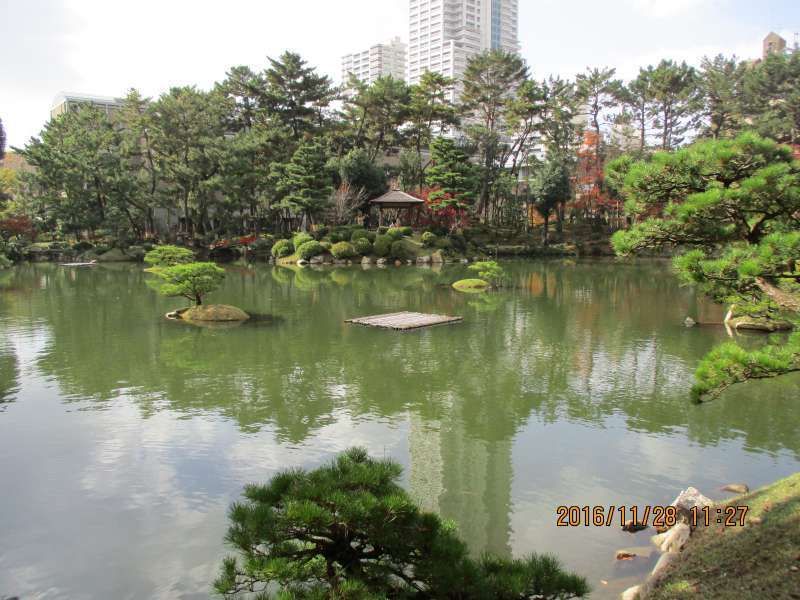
xmin=408 ymin=411 xmax=513 ymax=557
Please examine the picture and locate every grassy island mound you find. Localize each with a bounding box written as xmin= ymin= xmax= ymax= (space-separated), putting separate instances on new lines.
xmin=452 ymin=278 xmax=490 ymax=293
xmin=647 ymin=472 xmax=800 ymax=600
xmin=181 ymin=304 xmax=249 ymax=322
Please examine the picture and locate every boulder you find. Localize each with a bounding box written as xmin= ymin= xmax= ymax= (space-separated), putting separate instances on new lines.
xmin=181 ymin=304 xmax=250 ymax=322
xmin=376 ymin=258 xmax=388 ymax=266
xmin=649 ymin=551 xmax=679 ymax=582
xmin=621 ymin=585 xmax=641 ymax=600
xmin=394 ymin=260 xmax=403 ymax=266
xmin=726 ymin=315 xmax=793 ymax=332
xmin=431 ymin=250 xmax=444 ymax=264
xmin=671 ymin=487 xmax=713 ymax=511
xmin=460 ymin=258 xmax=469 ymax=264
xmin=309 ymin=256 xmax=324 ymax=265
xmin=651 ymin=523 xmax=691 ymax=553
xmin=416 ymin=255 xmax=431 ymax=264
xmin=297 ymin=259 xmax=309 ymax=266
xmin=361 ymin=256 xmax=374 ymax=265
xmin=721 ymin=483 xmax=749 ymax=495
xmin=684 ymin=316 xmax=696 ymax=328
xmin=97 ymin=247 xmax=135 ymax=262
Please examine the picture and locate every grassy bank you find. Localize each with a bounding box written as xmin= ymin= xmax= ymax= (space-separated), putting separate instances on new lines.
xmin=648 ymin=472 xmax=800 ymax=599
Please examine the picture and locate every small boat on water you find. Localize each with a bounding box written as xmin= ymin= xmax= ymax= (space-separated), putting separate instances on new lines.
xmin=59 ymin=260 xmax=98 ymax=267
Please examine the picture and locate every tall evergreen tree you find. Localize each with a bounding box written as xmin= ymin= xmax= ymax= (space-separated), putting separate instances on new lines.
xmin=263 ymin=51 xmax=335 ymax=141
xmin=742 ymin=50 xmax=800 ymax=144
xmin=461 ymin=50 xmax=529 ymax=221
xmin=619 ymin=67 xmax=654 ymax=154
xmin=576 ymin=67 xmax=623 ymax=163
xmin=425 ymin=136 xmax=478 ymax=212
xmin=0 ymin=117 xmax=6 ymax=160
xmin=148 ymin=86 xmax=229 ymax=236
xmin=272 ymin=141 xmax=333 ymax=229
xmin=647 ymin=59 xmax=702 ymax=150
xmin=699 ymin=54 xmax=746 ymax=139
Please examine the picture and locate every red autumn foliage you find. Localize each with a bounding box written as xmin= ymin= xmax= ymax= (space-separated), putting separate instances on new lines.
xmin=414 ymin=187 xmax=471 ymax=230
xmin=571 ymin=130 xmax=622 ymax=220
xmin=0 ymin=214 xmax=36 ymax=241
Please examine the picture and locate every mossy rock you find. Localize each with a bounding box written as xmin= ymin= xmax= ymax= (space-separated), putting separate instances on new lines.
xmin=452 ymin=278 xmax=490 ymax=293
xmin=727 ymin=316 xmax=794 ymax=332
xmin=97 ymin=248 xmax=135 ymax=262
xmin=181 ymin=304 xmax=250 ymax=322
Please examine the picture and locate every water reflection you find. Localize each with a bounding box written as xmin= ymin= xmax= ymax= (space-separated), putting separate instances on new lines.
xmin=0 ymin=261 xmax=798 ymax=599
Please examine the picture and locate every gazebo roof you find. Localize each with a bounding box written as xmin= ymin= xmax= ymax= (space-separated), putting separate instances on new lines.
xmin=370 ymin=190 xmax=425 ymax=209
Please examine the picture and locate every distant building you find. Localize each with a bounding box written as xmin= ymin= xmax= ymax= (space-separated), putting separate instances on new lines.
xmin=341 ymin=37 xmax=407 ymax=88
xmin=407 ymin=0 xmax=520 ymax=100
xmin=50 ymin=93 xmax=124 ymax=120
xmin=762 ymin=32 xmax=787 ymax=59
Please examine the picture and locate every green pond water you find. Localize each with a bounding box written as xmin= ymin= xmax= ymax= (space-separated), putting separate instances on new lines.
xmin=1 ymin=260 xmax=798 ymax=599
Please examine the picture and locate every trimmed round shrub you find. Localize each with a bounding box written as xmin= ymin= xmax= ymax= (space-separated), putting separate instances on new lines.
xmin=314 ymin=226 xmax=329 ymax=239
xmin=320 ymin=241 xmax=332 ymax=251
xmin=377 ymin=226 xmax=388 ymax=235
xmin=292 ymin=232 xmax=314 ymax=248
xmin=297 ymin=240 xmax=324 ymax=261
xmin=329 ymin=230 xmax=347 ymax=243
xmin=330 ymin=241 xmax=357 ymax=260
xmin=390 ymin=241 xmax=411 ymax=260
xmin=373 ymin=235 xmax=392 ymax=257
xmin=350 ymin=229 xmax=369 ymax=242
xmin=354 ymin=237 xmax=372 ymax=255
xmin=386 ymin=227 xmax=404 ymax=240
xmin=271 ymin=239 xmax=294 ymax=258
xmin=421 ymin=231 xmax=437 ymax=247
xmin=366 ymin=231 xmax=376 ymax=242
xmin=399 ymin=226 xmax=413 ymax=236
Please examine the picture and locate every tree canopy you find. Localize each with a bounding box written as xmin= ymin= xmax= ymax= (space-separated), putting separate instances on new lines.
xmin=611 ymin=133 xmax=800 ymax=400
xmin=215 ymin=447 xmax=589 ymax=600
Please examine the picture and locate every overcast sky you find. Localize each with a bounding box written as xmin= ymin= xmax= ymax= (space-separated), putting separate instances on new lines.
xmin=1 ymin=0 xmax=797 ymax=148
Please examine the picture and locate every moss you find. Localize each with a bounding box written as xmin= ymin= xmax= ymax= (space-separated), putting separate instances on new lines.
xmin=181 ymin=304 xmax=250 ymax=322
xmin=647 ymin=472 xmax=800 ymax=600
xmin=452 ymin=278 xmax=490 ymax=293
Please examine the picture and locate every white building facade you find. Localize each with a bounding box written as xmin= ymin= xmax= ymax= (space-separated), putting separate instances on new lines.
xmin=407 ymin=0 xmax=519 ymax=94
xmin=341 ymin=37 xmax=407 ymax=86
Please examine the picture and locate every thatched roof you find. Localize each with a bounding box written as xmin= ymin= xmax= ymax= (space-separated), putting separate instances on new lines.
xmin=370 ymin=190 xmax=425 ymax=208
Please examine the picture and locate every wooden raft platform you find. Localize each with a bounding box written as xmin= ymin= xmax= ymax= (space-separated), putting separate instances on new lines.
xmin=346 ymin=311 xmax=463 ymax=331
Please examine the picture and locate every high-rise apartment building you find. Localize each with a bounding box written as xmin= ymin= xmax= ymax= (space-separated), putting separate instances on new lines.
xmin=341 ymin=37 xmax=407 ymax=87
xmin=762 ymin=32 xmax=787 ymax=59
xmin=407 ymin=0 xmax=519 ymax=93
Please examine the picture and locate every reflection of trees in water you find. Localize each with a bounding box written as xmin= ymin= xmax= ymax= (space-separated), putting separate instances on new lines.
xmin=12 ymin=261 xmax=800 ymax=554
xmin=0 ymin=343 xmax=18 ymax=409
xmin=21 ymin=260 xmax=800 ymax=454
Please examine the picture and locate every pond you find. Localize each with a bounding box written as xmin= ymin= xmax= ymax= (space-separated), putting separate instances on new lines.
xmin=1 ymin=260 xmax=798 ymax=599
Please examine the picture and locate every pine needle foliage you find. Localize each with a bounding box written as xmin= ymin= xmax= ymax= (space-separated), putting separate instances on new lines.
xmin=214 ymin=447 xmax=588 ymax=600
xmin=610 ymin=133 xmax=800 ymax=401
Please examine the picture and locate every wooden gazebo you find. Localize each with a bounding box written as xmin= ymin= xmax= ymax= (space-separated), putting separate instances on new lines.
xmin=370 ymin=190 xmax=425 ymax=226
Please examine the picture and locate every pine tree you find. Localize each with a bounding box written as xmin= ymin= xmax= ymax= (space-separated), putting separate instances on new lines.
xmin=215 ymin=447 xmax=589 ymax=600
xmin=611 ymin=133 xmax=800 ymax=400
xmin=272 ymin=141 xmax=333 ymax=229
